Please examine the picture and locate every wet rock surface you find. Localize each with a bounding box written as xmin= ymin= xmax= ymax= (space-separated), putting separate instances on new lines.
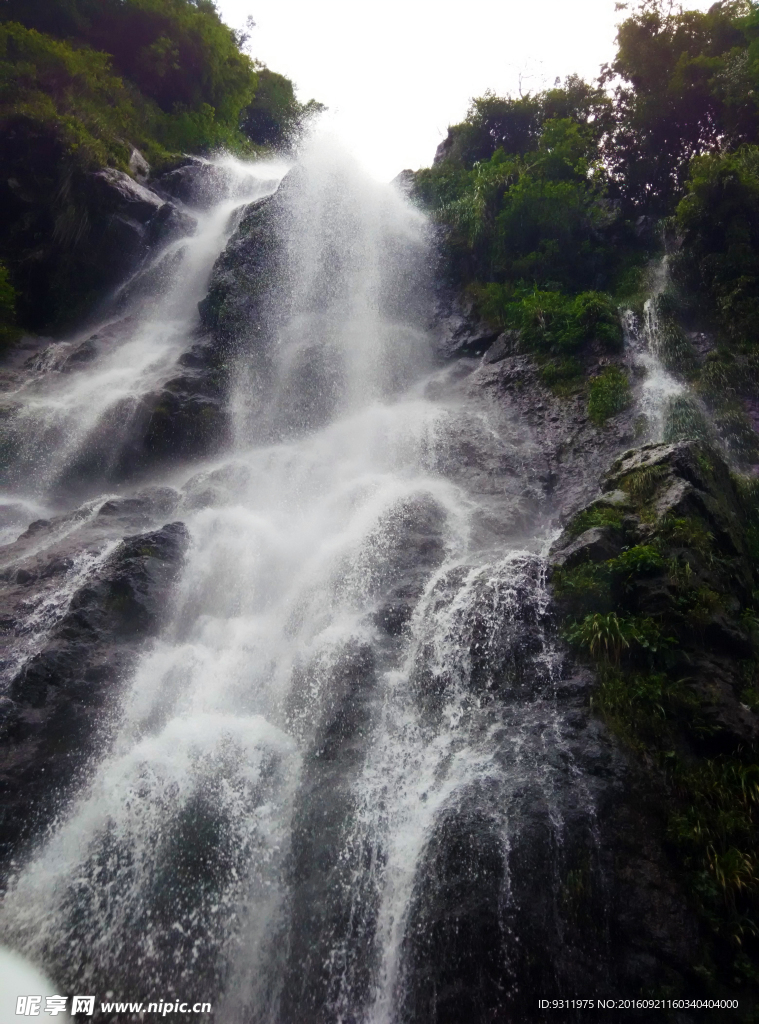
xmin=0 ymin=163 xmax=755 ymax=1021
xmin=434 ymin=292 xmax=501 ymax=359
xmin=424 ymin=348 xmax=640 ymax=533
xmin=0 ymin=518 xmax=187 ymax=871
xmin=0 ymin=117 xmax=199 ymax=332
xmin=155 ymin=156 xmax=280 ymax=214
xmin=395 ymin=556 xmax=702 ymax=1024
xmin=198 ymin=187 xmax=285 ymax=350
xmin=546 ymin=440 xmax=759 ymax=1005
xmin=89 ymin=167 xmax=166 ymax=223
xmin=551 ymin=440 xmax=759 ymax=748
xmin=105 ymin=366 xmax=231 ymax=479
xmin=83 ymin=168 xmax=198 ymax=283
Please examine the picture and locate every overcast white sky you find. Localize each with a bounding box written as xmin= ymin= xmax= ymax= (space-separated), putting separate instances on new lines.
xmin=216 ymin=0 xmax=716 ymax=180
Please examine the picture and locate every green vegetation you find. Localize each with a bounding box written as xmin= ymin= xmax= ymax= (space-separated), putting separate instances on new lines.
xmin=409 ymin=71 xmax=638 ymax=430
xmin=0 ymin=17 xmax=319 ymax=166
xmin=603 ymin=0 xmax=759 ymax=215
xmin=676 ymin=147 xmax=759 ymax=346
xmin=2 ymin=0 xmax=254 ymax=117
xmin=471 ymin=283 xmax=624 ymax=401
xmin=0 ymin=263 xmax=18 ymax=347
xmin=411 ymin=82 xmax=637 ymax=369
xmin=482 ymin=289 xmax=623 ymax=354
xmin=663 ymin=394 xmax=713 ymax=443
xmin=0 ymin=0 xmax=321 ymax=331
xmin=565 ymin=611 xmax=673 ymax=663
xmin=415 ymin=97 xmax=618 ymax=297
xmin=671 ymin=148 xmax=759 ymax=465
xmin=554 ymin=445 xmax=759 ymax=989
xmin=537 ymin=356 xmax=584 ymax=395
xmin=587 ymin=367 xmax=632 ymax=425
xmin=1 ymin=22 xmax=172 ymax=170
xmin=565 ymin=504 xmax=625 ymax=537
xmin=409 ymin=0 xmax=759 ymax=446
xmin=0 ymin=0 xmax=321 ymax=162
xmin=241 ymin=68 xmax=323 ymax=147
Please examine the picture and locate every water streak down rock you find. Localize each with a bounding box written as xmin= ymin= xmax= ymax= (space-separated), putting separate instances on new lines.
xmin=0 ymin=150 xmax=755 ymax=1021
xmin=0 ymin=522 xmax=188 ymax=866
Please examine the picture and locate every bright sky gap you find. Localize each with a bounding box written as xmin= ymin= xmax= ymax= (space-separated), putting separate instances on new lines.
xmin=217 ymin=0 xmax=717 ymax=180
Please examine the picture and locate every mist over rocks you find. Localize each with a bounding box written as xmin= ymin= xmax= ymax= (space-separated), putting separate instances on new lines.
xmin=0 ymin=519 xmax=188 ymax=869
xmin=0 ymin=132 xmax=756 ymax=1020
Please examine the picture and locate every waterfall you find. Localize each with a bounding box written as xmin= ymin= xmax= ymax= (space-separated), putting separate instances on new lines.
xmin=0 ymin=143 xmax=615 ymax=1021
xmin=0 ymin=158 xmax=287 ymax=503
xmin=622 ymin=254 xmax=717 ymax=447
xmin=622 ymin=257 xmax=685 ymax=441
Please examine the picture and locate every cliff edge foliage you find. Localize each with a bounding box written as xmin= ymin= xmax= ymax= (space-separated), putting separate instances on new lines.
xmin=413 ymin=0 xmax=759 ymax=448
xmin=0 ymin=0 xmax=321 ymax=331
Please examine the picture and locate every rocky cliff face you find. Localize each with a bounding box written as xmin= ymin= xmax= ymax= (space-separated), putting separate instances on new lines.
xmin=0 ymin=164 xmax=756 ymax=1021
xmin=549 ymin=439 xmax=759 ymax=999
xmin=0 ymin=134 xmax=198 ymax=332
xmin=0 ymin=506 xmax=187 ymax=867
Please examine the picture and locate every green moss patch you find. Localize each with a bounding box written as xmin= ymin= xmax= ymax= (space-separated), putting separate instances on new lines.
xmin=566 ymin=504 xmax=625 ymax=537
xmin=587 ymin=367 xmax=632 ymax=425
xmin=553 ymin=442 xmax=759 ymax=988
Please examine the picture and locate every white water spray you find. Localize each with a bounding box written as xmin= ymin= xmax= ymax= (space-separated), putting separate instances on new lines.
xmin=3 ymin=158 xmax=287 ymax=501
xmin=0 ymin=142 xmax=606 ymax=1022
xmin=624 ymin=258 xmax=685 ymax=440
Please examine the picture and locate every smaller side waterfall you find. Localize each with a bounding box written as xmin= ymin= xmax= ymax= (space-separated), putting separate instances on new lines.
xmin=623 ymin=258 xmax=685 ymax=441
xmin=623 ymin=255 xmax=715 ymax=446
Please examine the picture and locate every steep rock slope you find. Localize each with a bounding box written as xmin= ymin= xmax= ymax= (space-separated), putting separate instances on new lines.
xmin=551 ymin=440 xmax=759 ymax=999
xmin=0 ymin=511 xmax=187 ymax=866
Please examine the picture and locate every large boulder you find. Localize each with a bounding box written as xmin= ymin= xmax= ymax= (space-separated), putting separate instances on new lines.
xmin=155 ymin=157 xmax=278 ymax=211
xmin=89 ymin=167 xmax=166 ymax=222
xmin=87 ymin=168 xmax=196 ymax=267
xmin=198 ymin=181 xmax=290 ymax=348
xmin=602 ymin=441 xmax=749 ymax=565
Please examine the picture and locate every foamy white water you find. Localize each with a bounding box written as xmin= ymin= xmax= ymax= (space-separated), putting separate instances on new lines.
xmin=2 ymin=157 xmax=288 ymax=501
xmin=623 ymin=257 xmax=685 ymax=440
xmin=0 ymin=142 xmax=599 ymax=1022
xmin=0 ymin=947 xmax=61 ymax=1022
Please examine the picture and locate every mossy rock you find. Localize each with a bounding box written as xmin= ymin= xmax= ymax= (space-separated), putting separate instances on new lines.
xmin=551 ymin=439 xmax=759 ymax=993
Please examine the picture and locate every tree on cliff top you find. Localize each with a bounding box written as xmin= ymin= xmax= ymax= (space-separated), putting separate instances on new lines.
xmin=241 ymin=68 xmax=325 ymax=147
xmin=0 ymin=0 xmax=321 ymax=155
xmin=433 ymin=77 xmax=613 ymax=170
xmin=0 ymin=0 xmax=256 ymax=124
xmin=604 ymin=0 xmax=759 ymax=213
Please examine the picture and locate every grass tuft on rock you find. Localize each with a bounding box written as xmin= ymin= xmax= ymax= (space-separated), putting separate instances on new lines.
xmin=587 ymin=367 xmax=631 ymax=426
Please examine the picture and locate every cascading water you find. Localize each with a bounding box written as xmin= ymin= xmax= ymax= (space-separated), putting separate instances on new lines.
xmin=0 ymin=158 xmax=286 ymax=503
xmin=0 ymin=143 xmax=617 ymax=1022
xmin=623 ymin=257 xmax=685 ymax=441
